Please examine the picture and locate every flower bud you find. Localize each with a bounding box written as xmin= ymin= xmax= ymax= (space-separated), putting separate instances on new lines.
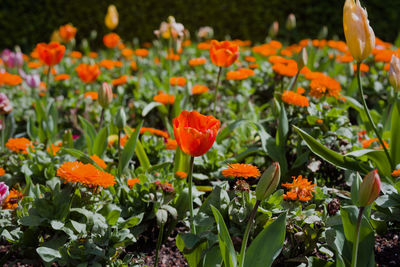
xmin=99 ymin=82 xmax=113 ymax=109
xmin=358 ymin=169 xmax=381 ymax=207
xmin=25 ymin=73 xmax=41 ymax=89
xmin=268 ymin=21 xmax=279 ymax=38
xmin=0 ymin=93 xmax=12 ymax=114
xmin=343 ymin=0 xmax=375 ymax=62
xmin=0 ymin=182 xmax=9 ymax=205
xmin=105 ymin=5 xmax=119 ymax=30
xmin=389 ymin=55 xmax=400 ymax=91
xmin=297 ymin=48 xmax=308 ymax=70
xmin=256 ymin=162 xmax=280 ymax=201
xmin=286 ymin=14 xmax=296 ymax=30
xmin=114 ymin=107 xmax=126 ymax=130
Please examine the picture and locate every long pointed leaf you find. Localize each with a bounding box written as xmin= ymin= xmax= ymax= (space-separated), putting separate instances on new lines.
xmin=119 ymin=121 xmax=143 ymax=175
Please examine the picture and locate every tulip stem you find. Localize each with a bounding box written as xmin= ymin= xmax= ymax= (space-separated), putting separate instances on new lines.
xmin=356 ymin=62 xmax=394 ymax=170
xmin=239 ymin=199 xmax=261 ymax=267
xmin=154 ymin=222 xmax=165 ymax=267
xmin=213 ymin=67 xmax=223 ymax=115
xmin=46 ymin=65 xmax=51 ymax=98
xmin=98 ymin=108 xmax=105 ymax=131
xmin=351 ymin=206 xmax=364 ymax=267
xmin=188 ymin=156 xmax=196 ymax=234
xmin=117 ymin=130 xmax=122 ymax=177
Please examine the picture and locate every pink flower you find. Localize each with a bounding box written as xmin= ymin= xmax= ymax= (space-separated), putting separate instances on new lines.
xmin=0 ymin=182 xmax=9 ymax=205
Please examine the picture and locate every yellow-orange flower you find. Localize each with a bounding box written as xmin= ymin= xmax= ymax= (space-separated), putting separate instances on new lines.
xmin=54 ymin=74 xmax=70 ymax=81
xmin=59 ymin=24 xmax=77 ymax=43
xmin=282 ymin=175 xmax=316 ymax=201
xmin=135 ymin=48 xmax=149 ymax=58
xmin=282 ymin=90 xmax=309 ymax=107
xmin=128 ymin=178 xmax=140 ymax=188
xmin=392 ymin=169 xmax=400 ymax=177
xmin=84 ymin=91 xmax=98 ymax=100
xmin=170 ymin=77 xmax=186 ymax=87
xmin=2 ymin=188 xmax=23 ymax=210
xmin=5 ymin=137 xmax=32 ymax=154
xmin=70 ymin=51 xmax=82 ymax=59
xmin=90 ymin=154 xmax=107 ymax=169
xmin=0 ymin=72 xmax=23 ymax=86
xmin=89 ymin=52 xmax=98 ymax=59
xmin=221 ymin=163 xmax=261 ymax=179
xmin=189 ymin=57 xmax=206 ymax=66
xmin=47 ymin=143 xmax=62 ymax=156
xmin=153 ymin=91 xmax=175 ymax=105
xmin=209 ymin=40 xmax=239 ymax=67
xmin=192 ymin=84 xmax=209 ymax=95
xmin=112 ymin=75 xmax=128 ymax=86
xmin=130 ymin=61 xmax=137 ymax=71
xmin=362 ymin=138 xmax=389 ymax=149
xmin=140 ymin=127 xmax=169 ymax=139
xmin=176 ymin=171 xmax=188 ymax=179
xmin=75 ymin=63 xmax=100 ymax=83
xmin=57 ymin=161 xmax=115 ymax=188
xmin=103 ymin=33 xmax=121 ymax=49
xmin=165 ymin=138 xmax=177 ymax=150
xmin=121 ymin=48 xmax=134 ymax=59
xmin=0 ymin=167 xmax=5 ymax=176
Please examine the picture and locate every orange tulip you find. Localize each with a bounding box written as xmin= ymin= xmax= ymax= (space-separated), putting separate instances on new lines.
xmin=209 ymin=40 xmax=239 ymax=67
xmin=173 ymin=111 xmax=220 ymax=157
xmin=75 ymin=63 xmax=100 ymax=83
xmin=103 ymin=33 xmax=121 ymax=48
xmin=59 ymin=24 xmax=77 ymax=43
xmin=36 ymin=42 xmax=65 ymax=66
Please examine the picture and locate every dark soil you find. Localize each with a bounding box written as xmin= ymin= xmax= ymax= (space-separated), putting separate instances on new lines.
xmin=375 ymin=231 xmax=400 ymax=267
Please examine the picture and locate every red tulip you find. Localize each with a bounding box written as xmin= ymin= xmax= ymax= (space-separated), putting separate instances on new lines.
xmin=36 ymin=42 xmax=65 ymax=66
xmin=173 ymin=111 xmax=220 ymax=157
xmin=209 ymin=40 xmax=239 ymax=67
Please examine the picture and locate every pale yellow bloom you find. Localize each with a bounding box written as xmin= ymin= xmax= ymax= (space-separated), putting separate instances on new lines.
xmin=105 ymin=5 xmax=118 ymax=30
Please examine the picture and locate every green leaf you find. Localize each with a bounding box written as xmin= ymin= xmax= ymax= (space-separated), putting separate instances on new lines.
xmin=79 ymin=116 xmax=97 ymax=154
xmin=135 ymin=140 xmax=151 ymax=171
xmin=176 ymin=233 xmax=208 ymax=267
xmin=211 ymin=205 xmax=237 ymax=267
xmin=346 ymin=149 xmax=391 ymax=178
xmin=351 ymin=173 xmax=362 ymax=206
xmin=71 ymin=220 xmax=86 ymax=234
xmin=19 ymin=215 xmax=45 ymax=226
xmin=36 ymin=246 xmax=61 ymax=262
xmin=277 ymin=102 xmax=288 ymax=147
xmin=294 ymin=125 xmax=370 ymax=173
xmin=92 ymin=126 xmax=109 ymax=157
xmin=142 ymin=102 xmax=162 ymax=117
xmin=390 ymin=104 xmax=400 ymax=166
xmin=99 ymin=204 xmax=121 ymax=226
xmin=119 ymin=121 xmax=143 ymax=175
xmin=120 ymin=213 xmax=144 ymax=229
xmin=244 ymin=212 xmax=286 ymax=267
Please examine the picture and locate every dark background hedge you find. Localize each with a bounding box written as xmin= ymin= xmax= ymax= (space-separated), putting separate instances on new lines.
xmin=0 ymin=0 xmax=399 ymax=51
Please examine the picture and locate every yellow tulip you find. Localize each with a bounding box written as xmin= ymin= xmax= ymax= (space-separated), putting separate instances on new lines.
xmin=343 ymin=0 xmax=375 ymax=62
xmin=105 ymin=5 xmax=119 ymax=30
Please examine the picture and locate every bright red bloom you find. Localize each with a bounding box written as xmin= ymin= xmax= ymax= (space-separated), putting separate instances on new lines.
xmin=75 ymin=63 xmax=100 ymax=83
xmin=209 ymin=40 xmax=239 ymax=67
xmin=103 ymin=33 xmax=121 ymax=48
xmin=36 ymin=42 xmax=65 ymax=66
xmin=173 ymin=111 xmax=220 ymax=157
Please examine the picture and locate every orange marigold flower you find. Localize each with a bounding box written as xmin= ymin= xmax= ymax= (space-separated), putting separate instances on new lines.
xmin=165 ymin=138 xmax=177 ymax=150
xmin=153 ymin=91 xmax=175 ymax=105
xmin=353 ymin=63 xmax=369 ymax=72
xmin=272 ymin=62 xmax=298 ymax=77
xmin=282 ymin=175 xmax=316 ymax=202
xmin=244 ymin=56 xmax=256 ymax=62
xmin=57 ymin=161 xmax=115 ymax=188
xmin=54 ymin=74 xmax=70 ymax=81
xmin=392 ymin=169 xmax=400 ymax=177
xmin=28 ymin=61 xmax=42 ymax=69
xmin=89 ymin=52 xmax=98 ymax=58
xmin=226 ymin=68 xmax=255 ymax=81
xmin=112 ymin=75 xmax=128 ymax=86
xmin=357 ymin=130 xmax=367 ymax=141
xmin=76 ymin=63 xmax=100 ymax=83
xmin=309 ymin=75 xmax=342 ymax=99
xmin=2 ymin=188 xmax=23 ymax=210
xmin=0 ymin=167 xmax=5 ymax=176
xmin=84 ymin=91 xmax=98 ymax=100
xmin=103 ymin=33 xmax=121 ymax=48
xmin=362 ymin=138 xmax=389 ymax=149
xmin=176 ymin=171 xmax=188 ymax=179
xmin=192 ymin=84 xmax=209 ymax=95
xmin=130 ymin=61 xmax=137 ymax=71
xmin=197 ymin=42 xmax=211 ymax=50
xmin=99 ymin=59 xmax=116 ymax=70
xmin=0 ymin=72 xmax=23 ymax=86
xmin=70 ymin=51 xmax=82 ymax=59
xmin=90 ymin=154 xmax=107 ymax=169
xmin=189 ymin=57 xmax=206 ymax=66
xmin=140 ymin=127 xmax=169 ymax=139
xmin=47 ymin=143 xmax=61 ymax=156
xmin=221 ymin=163 xmax=261 ymax=179
xmin=249 ymin=63 xmax=259 ymax=69
xmin=170 ymin=77 xmax=186 ymax=87
xmin=165 ymin=52 xmax=180 ymax=61
xmin=59 ymin=24 xmax=77 ymax=43
xmin=127 ymin=178 xmax=140 ymax=188
xmin=6 ymin=137 xmax=32 ymax=154
xmin=282 ymin=90 xmax=309 ymax=107
xmin=121 ymin=48 xmax=134 ymax=59
xmin=135 ymin=48 xmax=149 ymax=58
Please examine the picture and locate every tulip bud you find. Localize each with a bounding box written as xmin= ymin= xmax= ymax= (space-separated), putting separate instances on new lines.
xmin=297 ymin=48 xmax=308 ymax=70
xmin=114 ymin=107 xmax=126 ymax=130
xmin=389 ymin=55 xmax=400 ymax=91
xmin=268 ymin=21 xmax=279 ymax=38
xmin=256 ymin=162 xmax=280 ymax=201
xmin=0 ymin=182 xmax=9 ymax=205
xmin=99 ymin=82 xmax=113 ymax=109
xmin=343 ymin=0 xmax=375 ymax=62
xmin=286 ymin=14 xmax=296 ymax=30
xmin=358 ymin=169 xmax=381 ymax=207
xmin=105 ymin=5 xmax=119 ymax=30
xmin=0 ymin=93 xmax=12 ymax=114
xmin=25 ymin=73 xmax=41 ymax=89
